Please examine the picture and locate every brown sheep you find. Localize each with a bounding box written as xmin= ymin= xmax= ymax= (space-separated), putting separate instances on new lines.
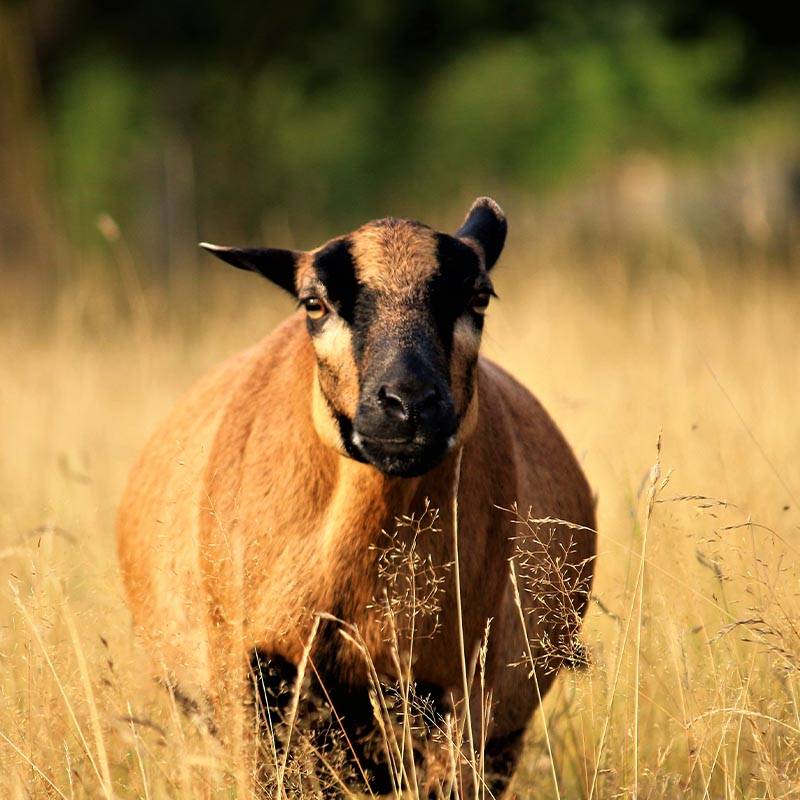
xmin=116 ymin=198 xmax=596 ymax=797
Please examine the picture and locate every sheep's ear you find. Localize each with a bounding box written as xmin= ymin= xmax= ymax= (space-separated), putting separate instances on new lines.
xmin=455 ymin=197 xmax=507 ymax=270
xmin=199 ymin=243 xmax=300 ymax=297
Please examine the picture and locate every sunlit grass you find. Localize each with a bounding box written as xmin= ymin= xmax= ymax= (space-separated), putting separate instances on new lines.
xmin=1 ymin=248 xmax=799 ymax=797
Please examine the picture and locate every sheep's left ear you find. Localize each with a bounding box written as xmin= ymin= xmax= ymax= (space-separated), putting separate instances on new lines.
xmin=199 ymin=243 xmax=301 ymax=297
xmin=455 ymin=197 xmax=507 ymax=270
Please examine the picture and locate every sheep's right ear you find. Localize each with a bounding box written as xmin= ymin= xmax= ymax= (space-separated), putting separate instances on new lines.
xmin=199 ymin=243 xmax=301 ymax=297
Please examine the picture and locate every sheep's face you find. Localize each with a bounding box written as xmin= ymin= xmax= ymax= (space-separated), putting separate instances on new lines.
xmin=202 ymin=198 xmax=506 ymax=478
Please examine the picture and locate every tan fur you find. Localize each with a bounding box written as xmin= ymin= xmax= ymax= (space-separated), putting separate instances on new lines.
xmin=117 ymin=216 xmax=596 ymax=793
xmin=118 ymin=320 xmax=595 ymax=701
xmin=350 ymin=218 xmax=439 ymax=291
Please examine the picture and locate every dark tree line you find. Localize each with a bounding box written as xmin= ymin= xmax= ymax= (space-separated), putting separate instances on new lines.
xmin=1 ymin=0 xmax=798 ymax=270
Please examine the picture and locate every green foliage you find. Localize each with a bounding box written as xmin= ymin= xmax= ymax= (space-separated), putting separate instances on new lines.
xmin=28 ymin=0 xmax=799 ymax=256
xmin=52 ymin=56 xmax=150 ymax=249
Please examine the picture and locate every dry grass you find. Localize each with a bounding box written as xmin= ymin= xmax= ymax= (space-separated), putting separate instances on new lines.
xmin=1 ymin=245 xmax=799 ymax=798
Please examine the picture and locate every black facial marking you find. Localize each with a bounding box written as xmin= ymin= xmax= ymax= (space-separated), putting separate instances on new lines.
xmin=430 ymin=233 xmax=485 ymax=354
xmin=334 ymin=411 xmax=367 ymax=463
xmin=350 ymin=286 xmax=380 ymax=363
xmin=313 ymin=238 xmax=359 ymax=323
xmin=436 ymin=232 xmax=482 ymax=279
xmin=315 ymin=378 xmax=366 ymax=463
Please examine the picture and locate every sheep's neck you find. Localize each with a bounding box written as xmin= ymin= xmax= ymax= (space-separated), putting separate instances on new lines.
xmin=321 ymin=456 xmax=420 ymax=563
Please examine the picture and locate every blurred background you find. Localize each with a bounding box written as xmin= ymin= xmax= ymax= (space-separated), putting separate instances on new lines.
xmin=3 ymin=4 xmax=800 ymax=797
xmin=2 ymin=0 xmax=799 ymax=285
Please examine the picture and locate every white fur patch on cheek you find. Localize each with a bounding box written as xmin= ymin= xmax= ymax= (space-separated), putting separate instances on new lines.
xmin=453 ymin=316 xmax=481 ymax=353
xmin=450 ymin=316 xmax=481 ymax=411
xmin=312 ymin=315 xmax=360 ymax=416
xmin=313 ymin=316 xmax=354 ymax=366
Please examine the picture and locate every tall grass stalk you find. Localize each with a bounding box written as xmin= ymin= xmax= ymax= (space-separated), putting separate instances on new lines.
xmin=451 ymin=447 xmax=481 ymax=799
xmin=509 ymin=559 xmax=562 ymax=800
xmin=2 ymin=255 xmax=800 ymax=797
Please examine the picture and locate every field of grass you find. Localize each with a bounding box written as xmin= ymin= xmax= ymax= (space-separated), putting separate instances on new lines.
xmin=1 ymin=244 xmax=799 ymax=798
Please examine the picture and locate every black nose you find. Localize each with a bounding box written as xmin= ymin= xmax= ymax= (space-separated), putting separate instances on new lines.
xmin=377 ymin=381 xmax=440 ymax=424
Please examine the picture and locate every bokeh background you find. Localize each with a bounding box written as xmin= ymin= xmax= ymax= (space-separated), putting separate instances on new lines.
xmin=2 ymin=3 xmax=800 ymax=798
xmin=2 ymin=0 xmax=800 ymax=278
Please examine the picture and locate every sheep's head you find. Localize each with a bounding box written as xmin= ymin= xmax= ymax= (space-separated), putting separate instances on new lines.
xmin=202 ymin=197 xmax=506 ymax=478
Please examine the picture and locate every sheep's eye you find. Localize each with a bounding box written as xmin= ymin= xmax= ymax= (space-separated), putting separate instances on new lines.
xmin=303 ymin=297 xmax=328 ymax=321
xmin=471 ymin=291 xmax=491 ymax=315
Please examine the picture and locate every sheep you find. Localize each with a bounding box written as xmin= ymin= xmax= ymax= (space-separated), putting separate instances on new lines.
xmin=116 ymin=197 xmax=596 ymax=797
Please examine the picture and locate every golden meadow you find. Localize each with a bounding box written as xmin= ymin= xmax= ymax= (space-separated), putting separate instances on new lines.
xmin=1 ymin=188 xmax=799 ymax=798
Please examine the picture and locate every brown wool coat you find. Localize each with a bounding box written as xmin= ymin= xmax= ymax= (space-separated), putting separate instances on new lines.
xmin=117 ymin=311 xmax=596 ymax=738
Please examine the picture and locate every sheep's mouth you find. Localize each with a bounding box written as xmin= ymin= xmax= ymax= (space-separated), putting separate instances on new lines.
xmin=351 ymin=430 xmax=455 ymax=478
xmin=354 ymin=433 xmax=414 ymax=446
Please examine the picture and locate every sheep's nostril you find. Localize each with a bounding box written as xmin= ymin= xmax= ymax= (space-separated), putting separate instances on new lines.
xmin=377 ymin=383 xmax=441 ymax=424
xmin=417 ymin=385 xmax=439 ymax=412
xmin=377 ymin=384 xmax=410 ymax=422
